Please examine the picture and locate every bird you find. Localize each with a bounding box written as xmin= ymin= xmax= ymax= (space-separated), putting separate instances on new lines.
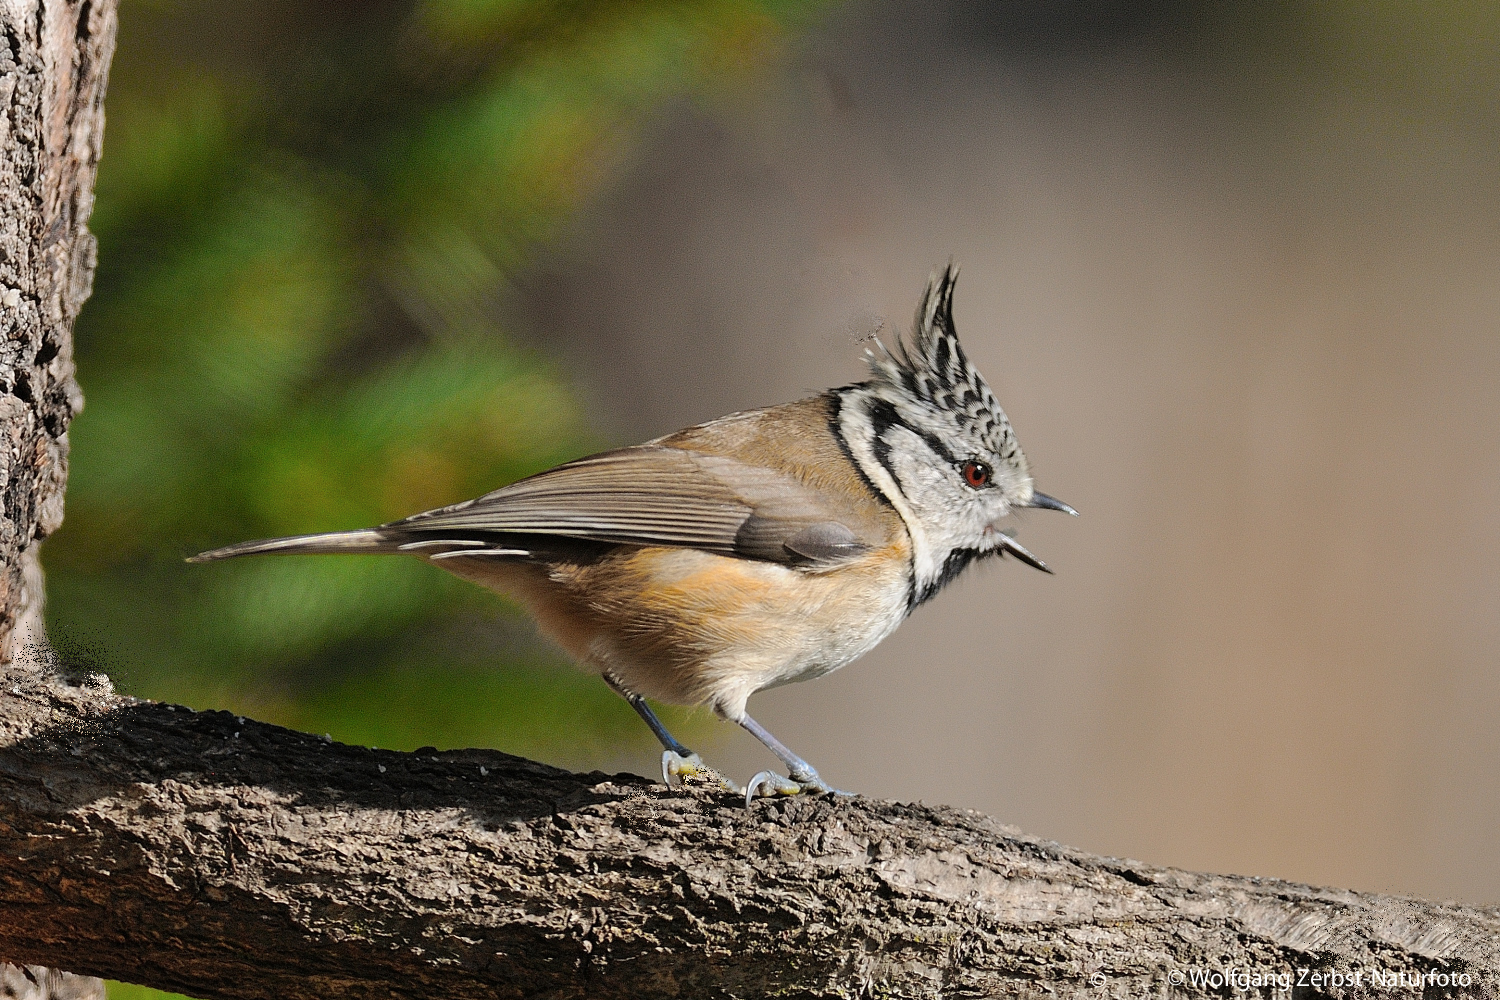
xmin=189 ymin=265 xmax=1075 ymax=805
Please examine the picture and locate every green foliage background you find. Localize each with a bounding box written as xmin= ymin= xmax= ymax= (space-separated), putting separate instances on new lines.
xmin=45 ymin=2 xmax=827 ymax=945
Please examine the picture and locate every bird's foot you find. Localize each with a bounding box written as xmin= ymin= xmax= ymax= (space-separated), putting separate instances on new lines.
xmin=744 ymin=769 xmax=849 ymax=807
xmin=661 ymin=750 xmax=743 ymax=794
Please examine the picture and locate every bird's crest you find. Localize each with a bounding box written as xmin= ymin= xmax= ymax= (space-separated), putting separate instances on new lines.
xmin=864 ymin=264 xmax=1023 ymax=467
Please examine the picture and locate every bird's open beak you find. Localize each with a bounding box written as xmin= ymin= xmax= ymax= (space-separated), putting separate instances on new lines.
xmin=990 ymin=490 xmax=1076 ymax=574
xmin=1025 ymin=490 xmax=1078 ymax=516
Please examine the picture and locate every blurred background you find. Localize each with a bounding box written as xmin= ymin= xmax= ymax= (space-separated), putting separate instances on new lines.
xmin=42 ymin=3 xmax=1500 ymax=994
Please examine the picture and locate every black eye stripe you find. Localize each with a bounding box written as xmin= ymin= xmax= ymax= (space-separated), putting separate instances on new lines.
xmin=865 ymin=397 xmax=964 ymax=468
xmin=896 ymin=420 xmax=957 ymax=465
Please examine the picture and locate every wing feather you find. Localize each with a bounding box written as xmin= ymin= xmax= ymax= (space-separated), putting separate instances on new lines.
xmin=390 ymin=445 xmax=874 ymax=566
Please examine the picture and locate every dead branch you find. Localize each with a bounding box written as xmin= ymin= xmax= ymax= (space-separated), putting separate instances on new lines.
xmin=0 ymin=653 xmax=1495 ymax=999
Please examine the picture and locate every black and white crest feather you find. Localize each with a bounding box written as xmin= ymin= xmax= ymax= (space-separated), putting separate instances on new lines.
xmin=863 ymin=265 xmax=1025 ymax=473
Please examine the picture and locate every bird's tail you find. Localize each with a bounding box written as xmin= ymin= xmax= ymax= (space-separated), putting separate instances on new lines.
xmin=187 ymin=529 xmax=394 ymax=564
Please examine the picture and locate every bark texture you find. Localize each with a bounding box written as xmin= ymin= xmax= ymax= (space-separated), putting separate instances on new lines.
xmin=0 ymin=0 xmax=111 ymax=658
xmin=1 ymin=3 xmax=112 ymax=999
xmin=0 ymin=656 xmax=1495 ymax=1000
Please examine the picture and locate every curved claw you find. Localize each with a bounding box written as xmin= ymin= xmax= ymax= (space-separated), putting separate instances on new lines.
xmin=661 ymin=750 xmax=684 ymax=786
xmin=744 ymin=769 xmax=801 ymax=805
xmin=744 ymin=769 xmax=849 ymax=807
xmin=662 ymin=750 xmax=743 ymax=794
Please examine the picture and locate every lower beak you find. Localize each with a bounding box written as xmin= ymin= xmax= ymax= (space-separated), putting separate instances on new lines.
xmin=992 ymin=531 xmax=1052 ymax=574
xmin=1026 ymin=490 xmax=1078 ymax=516
xmin=990 ymin=488 xmax=1076 ymax=574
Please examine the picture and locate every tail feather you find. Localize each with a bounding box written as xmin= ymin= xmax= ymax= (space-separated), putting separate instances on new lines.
xmin=187 ymin=529 xmax=394 ymax=563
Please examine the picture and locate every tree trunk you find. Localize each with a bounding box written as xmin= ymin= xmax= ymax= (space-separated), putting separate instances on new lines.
xmin=2 ymin=2 xmax=1498 ymax=999
xmin=0 ymin=0 xmax=107 ymax=656
xmin=1 ymin=1 xmax=115 ymax=998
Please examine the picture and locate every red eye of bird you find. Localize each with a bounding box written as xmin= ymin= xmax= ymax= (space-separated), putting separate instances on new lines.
xmin=961 ymin=460 xmax=991 ymax=489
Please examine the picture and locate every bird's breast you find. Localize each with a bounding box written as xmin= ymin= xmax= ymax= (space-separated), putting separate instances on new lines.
xmin=440 ymin=541 xmax=912 ymax=717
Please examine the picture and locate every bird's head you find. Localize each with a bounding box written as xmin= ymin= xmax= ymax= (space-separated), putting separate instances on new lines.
xmin=836 ymin=264 xmax=1075 ymax=604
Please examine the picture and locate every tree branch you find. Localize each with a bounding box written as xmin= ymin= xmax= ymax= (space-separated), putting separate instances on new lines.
xmin=1 ymin=653 xmax=1495 ymax=1000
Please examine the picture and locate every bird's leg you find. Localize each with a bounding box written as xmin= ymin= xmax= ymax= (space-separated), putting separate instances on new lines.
xmin=738 ymin=713 xmax=848 ymax=806
xmin=601 ymin=674 xmax=741 ymax=793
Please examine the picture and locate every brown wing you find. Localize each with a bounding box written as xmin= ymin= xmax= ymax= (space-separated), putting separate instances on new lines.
xmin=391 ymin=445 xmax=876 ymax=567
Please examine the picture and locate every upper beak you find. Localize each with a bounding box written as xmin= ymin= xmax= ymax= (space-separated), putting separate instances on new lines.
xmin=1026 ymin=490 xmax=1078 ymax=516
xmin=993 ymin=489 xmax=1076 ymax=574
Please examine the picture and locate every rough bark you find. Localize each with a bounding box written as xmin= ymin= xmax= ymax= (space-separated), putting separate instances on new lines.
xmin=0 ymin=655 xmax=1493 ymax=1000
xmin=0 ymin=3 xmax=113 ymax=999
xmin=0 ymin=0 xmax=108 ymax=657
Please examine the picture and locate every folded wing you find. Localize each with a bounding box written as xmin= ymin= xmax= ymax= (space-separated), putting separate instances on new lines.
xmin=392 ymin=446 xmax=876 ymax=568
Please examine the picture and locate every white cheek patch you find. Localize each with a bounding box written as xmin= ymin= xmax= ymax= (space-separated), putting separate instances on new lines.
xmin=888 ymin=443 xmax=957 ymax=544
xmin=889 ymin=442 xmax=993 ymax=561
